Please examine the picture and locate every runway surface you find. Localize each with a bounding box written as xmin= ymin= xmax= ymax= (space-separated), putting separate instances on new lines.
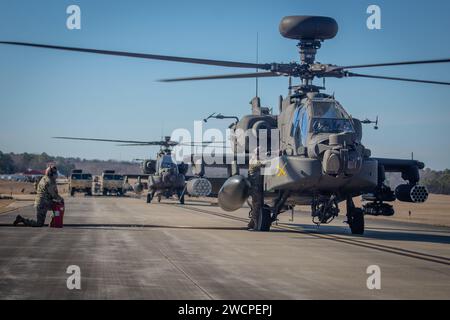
xmin=0 ymin=196 xmax=449 ymax=299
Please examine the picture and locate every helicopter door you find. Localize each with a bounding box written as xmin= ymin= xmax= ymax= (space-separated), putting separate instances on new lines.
xmin=291 ymin=105 xmax=309 ymax=151
xmin=300 ymin=107 xmax=309 ymax=146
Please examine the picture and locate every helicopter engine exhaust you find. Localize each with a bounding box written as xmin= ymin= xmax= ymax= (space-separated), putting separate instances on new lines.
xmin=395 ymin=184 xmax=429 ymax=203
xmin=142 ymin=160 xmax=156 ymax=174
xmin=218 ymin=175 xmax=250 ymax=212
xmin=186 ymin=178 xmax=212 ymax=197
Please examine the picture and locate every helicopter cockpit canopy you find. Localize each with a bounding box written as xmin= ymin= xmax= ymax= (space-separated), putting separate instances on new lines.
xmin=310 ymin=101 xmax=354 ymax=135
xmin=291 ymin=99 xmax=354 ymax=148
xmin=158 ymin=154 xmax=178 ymax=172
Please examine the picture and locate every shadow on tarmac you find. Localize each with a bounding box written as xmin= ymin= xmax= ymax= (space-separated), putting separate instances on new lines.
xmin=0 ymin=223 xmax=247 ymax=231
xmin=282 ymin=222 xmax=450 ymax=245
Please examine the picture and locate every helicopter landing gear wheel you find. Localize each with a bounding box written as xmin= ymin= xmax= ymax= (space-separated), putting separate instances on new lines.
xmin=253 ymin=205 xmax=272 ymax=232
xmin=346 ymin=197 xmax=364 ymax=234
xmin=348 ymin=208 xmax=365 ymax=235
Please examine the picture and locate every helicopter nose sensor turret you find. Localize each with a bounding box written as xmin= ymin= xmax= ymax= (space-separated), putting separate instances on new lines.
xmin=321 ymin=132 xmax=363 ymax=176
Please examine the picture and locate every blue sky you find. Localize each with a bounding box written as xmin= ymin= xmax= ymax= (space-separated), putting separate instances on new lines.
xmin=0 ymin=0 xmax=449 ymax=169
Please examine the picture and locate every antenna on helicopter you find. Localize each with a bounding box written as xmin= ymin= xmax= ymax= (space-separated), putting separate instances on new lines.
xmin=361 ymin=116 xmax=379 ymax=130
xmin=255 ymin=32 xmax=259 ymax=98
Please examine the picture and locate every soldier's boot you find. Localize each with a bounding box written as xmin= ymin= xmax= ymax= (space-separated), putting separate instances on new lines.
xmin=13 ymin=215 xmax=24 ymax=226
xmin=247 ymin=198 xmax=262 ymax=230
xmin=247 ymin=213 xmax=255 ymax=230
xmin=20 ymin=207 xmax=47 ymax=227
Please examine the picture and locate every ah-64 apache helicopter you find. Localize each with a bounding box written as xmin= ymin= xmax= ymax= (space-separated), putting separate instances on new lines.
xmin=2 ymin=15 xmax=449 ymax=234
xmin=53 ymin=136 xmax=215 ymax=204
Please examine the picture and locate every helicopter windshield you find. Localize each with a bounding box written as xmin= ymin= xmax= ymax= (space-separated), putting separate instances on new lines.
xmin=310 ymin=102 xmax=354 ymax=135
xmin=159 ymin=155 xmax=177 ymax=170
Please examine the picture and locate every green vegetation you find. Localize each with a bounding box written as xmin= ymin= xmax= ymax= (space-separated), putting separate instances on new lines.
xmin=0 ymin=151 xmax=139 ymax=176
xmin=421 ymin=168 xmax=450 ymax=195
xmin=0 ymin=151 xmax=75 ymax=175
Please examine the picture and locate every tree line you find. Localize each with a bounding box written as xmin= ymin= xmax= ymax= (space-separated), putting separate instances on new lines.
xmin=2 ymin=151 xmax=450 ymax=195
xmin=420 ymin=168 xmax=450 ymax=195
xmin=0 ymin=151 xmax=139 ymax=176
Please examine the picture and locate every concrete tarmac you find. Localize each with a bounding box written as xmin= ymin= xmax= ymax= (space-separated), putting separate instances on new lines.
xmin=0 ymin=196 xmax=449 ymax=299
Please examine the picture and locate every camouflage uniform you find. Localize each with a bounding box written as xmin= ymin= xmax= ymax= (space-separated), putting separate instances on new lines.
xmin=23 ymin=175 xmax=63 ymax=227
xmin=247 ymin=152 xmax=263 ymax=229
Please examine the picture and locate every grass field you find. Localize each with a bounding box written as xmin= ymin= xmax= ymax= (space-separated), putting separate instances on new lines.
xmin=0 ymin=180 xmax=35 ymax=196
xmin=362 ymin=194 xmax=450 ymax=227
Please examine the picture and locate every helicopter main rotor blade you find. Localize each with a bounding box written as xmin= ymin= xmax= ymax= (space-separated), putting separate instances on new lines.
xmin=336 ymin=58 xmax=450 ymax=70
xmin=117 ymin=141 xmax=227 ymax=146
xmin=53 ymin=136 xmax=163 ymax=145
xmin=159 ymin=71 xmax=282 ymax=82
xmin=116 ymin=143 xmax=166 ymax=146
xmin=345 ymin=72 xmax=450 ymax=86
xmin=0 ymin=41 xmax=270 ymax=70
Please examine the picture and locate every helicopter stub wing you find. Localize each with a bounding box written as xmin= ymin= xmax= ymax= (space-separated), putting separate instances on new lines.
xmin=374 ymin=157 xmax=424 ymax=184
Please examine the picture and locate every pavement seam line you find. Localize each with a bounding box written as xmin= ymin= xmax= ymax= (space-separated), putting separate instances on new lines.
xmin=157 ymin=247 xmax=215 ymax=300
xmin=0 ymin=204 xmax=33 ymax=215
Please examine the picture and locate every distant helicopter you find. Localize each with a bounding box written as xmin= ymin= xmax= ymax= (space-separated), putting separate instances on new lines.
xmin=2 ymin=15 xmax=449 ymax=234
xmin=53 ymin=136 xmax=215 ymax=204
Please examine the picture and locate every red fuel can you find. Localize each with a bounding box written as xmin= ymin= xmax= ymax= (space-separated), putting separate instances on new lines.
xmin=50 ymin=202 xmax=65 ymax=228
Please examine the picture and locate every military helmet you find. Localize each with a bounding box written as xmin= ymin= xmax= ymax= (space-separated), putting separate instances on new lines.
xmin=45 ymin=165 xmax=58 ymax=177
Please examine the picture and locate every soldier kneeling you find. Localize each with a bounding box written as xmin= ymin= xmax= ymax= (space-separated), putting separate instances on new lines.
xmin=14 ymin=165 xmax=64 ymax=227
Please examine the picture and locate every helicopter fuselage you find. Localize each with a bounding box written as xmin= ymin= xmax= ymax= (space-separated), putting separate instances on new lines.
xmin=218 ymin=92 xmax=428 ymax=229
xmin=263 ymin=155 xmax=378 ymax=204
xmin=263 ymin=93 xmax=376 ymax=203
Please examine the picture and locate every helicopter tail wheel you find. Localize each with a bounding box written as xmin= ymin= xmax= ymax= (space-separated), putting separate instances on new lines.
xmin=348 ymin=208 xmax=365 ymax=235
xmin=146 ymin=193 xmax=152 ymax=204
